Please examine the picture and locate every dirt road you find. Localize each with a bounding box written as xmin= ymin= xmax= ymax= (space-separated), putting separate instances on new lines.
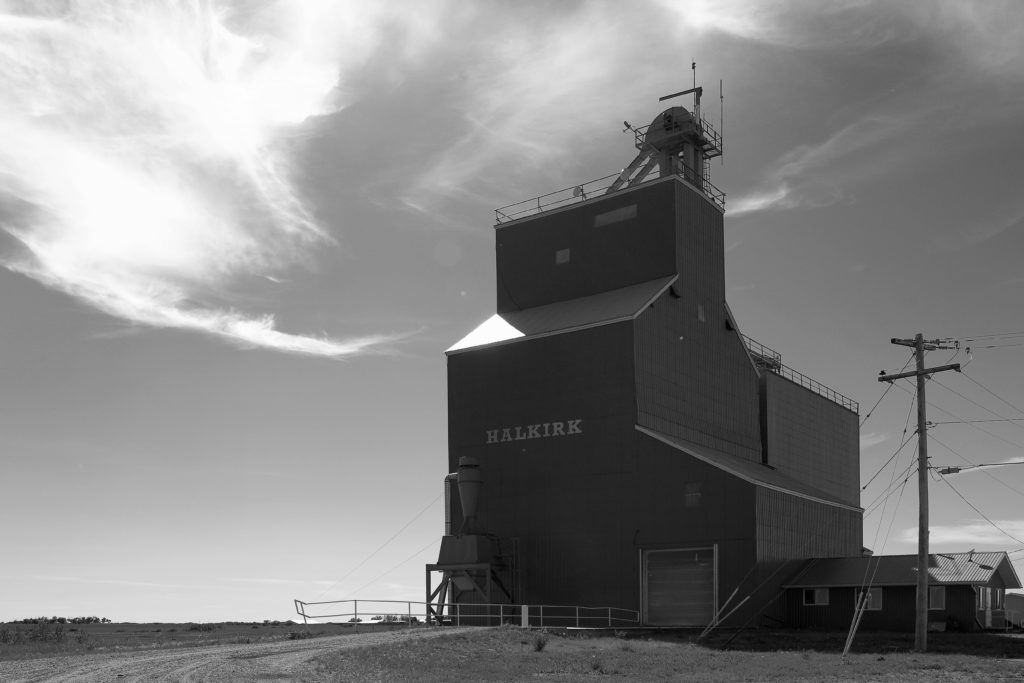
xmin=0 ymin=627 xmax=466 ymax=682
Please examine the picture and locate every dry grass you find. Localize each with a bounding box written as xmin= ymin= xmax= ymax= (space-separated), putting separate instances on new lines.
xmin=312 ymin=625 xmax=1024 ymax=682
xmin=0 ymin=621 xmax=353 ymax=661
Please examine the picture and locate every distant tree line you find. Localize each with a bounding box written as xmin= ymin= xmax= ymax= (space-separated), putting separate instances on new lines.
xmin=13 ymin=616 xmax=111 ymax=624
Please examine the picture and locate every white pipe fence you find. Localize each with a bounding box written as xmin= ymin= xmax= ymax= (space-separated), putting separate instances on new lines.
xmin=294 ymin=598 xmax=639 ymax=629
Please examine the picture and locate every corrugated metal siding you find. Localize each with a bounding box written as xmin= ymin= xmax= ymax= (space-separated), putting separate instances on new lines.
xmin=762 ymin=373 xmax=859 ymax=504
xmin=756 ymin=488 xmax=862 ymax=563
xmin=788 ymin=552 xmax=1011 ymax=588
xmin=634 ymin=183 xmax=761 ymax=462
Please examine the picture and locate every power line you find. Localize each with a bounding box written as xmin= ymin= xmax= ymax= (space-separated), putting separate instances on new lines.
xmin=348 ymin=538 xmax=441 ymax=597
xmin=930 ymin=418 xmax=1024 ymax=425
xmin=901 ymin=380 xmax=1024 ymax=453
xmin=862 ymin=430 xmax=916 ymax=492
xmin=861 ymin=352 xmax=914 ymax=429
xmin=862 ymin=391 xmax=918 ymax=492
xmin=937 ymin=474 xmax=1024 ymax=548
xmin=953 ymin=330 xmax=1024 ymax=342
xmin=932 ymin=377 xmax=1012 ymax=422
xmin=960 ymin=372 xmax=1024 ymax=418
xmin=314 ymin=493 xmax=443 ymax=600
xmin=864 ymin=461 xmax=916 ymax=518
xmin=926 ymin=431 xmax=1024 ymax=502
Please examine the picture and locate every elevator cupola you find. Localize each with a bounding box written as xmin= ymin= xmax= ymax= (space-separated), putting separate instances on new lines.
xmin=607 ymin=84 xmax=723 ymax=206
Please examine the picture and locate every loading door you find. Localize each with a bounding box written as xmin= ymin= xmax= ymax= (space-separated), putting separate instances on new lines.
xmin=643 ymin=547 xmax=716 ymax=625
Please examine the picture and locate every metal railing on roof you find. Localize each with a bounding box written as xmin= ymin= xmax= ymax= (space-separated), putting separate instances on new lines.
xmin=494 ymin=164 xmax=725 ymax=225
xmin=630 ymin=115 xmax=723 ymax=160
xmin=742 ymin=334 xmax=859 ymax=413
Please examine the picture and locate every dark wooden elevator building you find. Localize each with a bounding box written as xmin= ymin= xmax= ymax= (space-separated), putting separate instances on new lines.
xmin=427 ymin=102 xmax=863 ymax=627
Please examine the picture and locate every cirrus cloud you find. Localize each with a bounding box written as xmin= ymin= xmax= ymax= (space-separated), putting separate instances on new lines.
xmin=0 ymin=1 xmax=428 ymax=356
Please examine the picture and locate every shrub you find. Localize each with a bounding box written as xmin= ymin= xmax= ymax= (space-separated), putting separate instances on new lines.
xmin=532 ymin=631 xmax=549 ymax=652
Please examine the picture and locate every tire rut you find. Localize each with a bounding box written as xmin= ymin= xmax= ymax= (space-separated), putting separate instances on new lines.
xmin=0 ymin=628 xmax=467 ymax=682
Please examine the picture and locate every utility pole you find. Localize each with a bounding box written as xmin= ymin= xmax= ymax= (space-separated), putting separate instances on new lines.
xmin=878 ymin=333 xmax=960 ymax=652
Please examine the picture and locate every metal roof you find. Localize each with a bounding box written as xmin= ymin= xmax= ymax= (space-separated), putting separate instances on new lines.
xmin=447 ymin=276 xmax=677 ymax=354
xmin=785 ymin=552 xmax=1022 ymax=589
xmin=636 ymin=425 xmax=861 ymax=511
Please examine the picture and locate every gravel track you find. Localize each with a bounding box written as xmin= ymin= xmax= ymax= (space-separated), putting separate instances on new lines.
xmin=0 ymin=627 xmax=466 ymax=682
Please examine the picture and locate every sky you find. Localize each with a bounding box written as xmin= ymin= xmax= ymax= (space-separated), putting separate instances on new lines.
xmin=2 ymin=0 xmax=1024 ymax=623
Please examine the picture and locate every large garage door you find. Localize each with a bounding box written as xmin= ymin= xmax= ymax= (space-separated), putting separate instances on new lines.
xmin=644 ymin=547 xmax=716 ymax=625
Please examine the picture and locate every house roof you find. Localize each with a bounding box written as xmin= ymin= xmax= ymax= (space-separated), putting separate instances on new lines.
xmin=784 ymin=552 xmax=1022 ymax=589
xmin=447 ymin=275 xmax=677 ymax=354
xmin=635 ymin=425 xmax=861 ymax=511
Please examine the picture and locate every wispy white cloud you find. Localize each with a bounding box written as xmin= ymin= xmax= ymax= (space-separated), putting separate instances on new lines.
xmin=729 ymin=116 xmax=904 ymax=217
xmin=860 ymin=432 xmax=888 ymax=449
xmin=223 ymin=577 xmax=334 ymax=586
xmin=400 ymin=4 xmax=661 ymax=213
xmin=0 ymin=1 xmax=426 ymax=356
xmin=900 ymin=519 xmax=1024 ymax=546
xmin=654 ymin=0 xmax=896 ymax=50
xmin=31 ymin=575 xmax=185 ymax=589
xmin=931 ymin=209 xmax=1024 ymax=253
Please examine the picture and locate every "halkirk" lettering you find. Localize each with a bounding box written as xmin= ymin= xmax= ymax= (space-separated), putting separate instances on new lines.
xmin=486 ymin=419 xmax=583 ymax=444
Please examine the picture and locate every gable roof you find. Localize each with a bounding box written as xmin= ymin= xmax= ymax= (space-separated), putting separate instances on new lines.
xmin=636 ymin=425 xmax=861 ymax=511
xmin=447 ymin=275 xmax=677 ymax=354
xmin=785 ymin=552 xmax=1022 ymax=589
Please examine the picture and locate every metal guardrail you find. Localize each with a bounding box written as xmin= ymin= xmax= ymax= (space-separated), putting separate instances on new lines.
xmin=294 ymin=598 xmax=639 ymax=629
xmin=495 ymin=173 xmax=620 ymax=224
xmin=742 ymin=334 xmax=859 ymax=413
xmin=494 ymin=165 xmax=725 ymax=225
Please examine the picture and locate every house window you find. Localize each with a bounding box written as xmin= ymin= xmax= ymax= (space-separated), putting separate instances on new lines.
xmin=684 ymin=482 xmax=702 ymax=508
xmin=978 ymin=587 xmax=989 ymax=610
xmin=929 ymin=586 xmax=945 ymax=610
xmin=803 ymin=588 xmax=829 ymax=606
xmin=857 ymin=588 xmax=883 ymax=611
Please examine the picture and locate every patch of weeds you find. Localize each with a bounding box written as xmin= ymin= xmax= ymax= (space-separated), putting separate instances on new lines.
xmin=288 ymin=631 xmax=314 ymax=640
xmin=532 ymin=631 xmax=549 ymax=652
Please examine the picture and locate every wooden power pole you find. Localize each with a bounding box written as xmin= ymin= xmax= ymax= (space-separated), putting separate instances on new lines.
xmin=878 ymin=333 xmax=960 ymax=652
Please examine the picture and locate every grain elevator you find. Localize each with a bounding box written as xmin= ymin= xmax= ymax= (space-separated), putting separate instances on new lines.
xmin=427 ymin=89 xmax=862 ymax=627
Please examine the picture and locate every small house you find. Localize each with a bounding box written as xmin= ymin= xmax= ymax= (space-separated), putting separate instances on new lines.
xmin=783 ymin=552 xmax=1022 ymax=631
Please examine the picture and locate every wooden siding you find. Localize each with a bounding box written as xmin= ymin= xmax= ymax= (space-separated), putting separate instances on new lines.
xmin=784 ymin=585 xmax=980 ymax=631
xmin=447 ymin=322 xmax=638 ymax=609
xmin=495 ymin=179 xmax=678 ymax=313
xmin=761 ymin=373 xmax=859 ymax=504
xmin=634 ymin=182 xmax=761 ymax=463
xmin=756 ymin=489 xmax=862 ymax=563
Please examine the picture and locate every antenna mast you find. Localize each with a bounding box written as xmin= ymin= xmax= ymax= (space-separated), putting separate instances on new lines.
xmin=720 ymin=79 xmax=724 ymax=164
